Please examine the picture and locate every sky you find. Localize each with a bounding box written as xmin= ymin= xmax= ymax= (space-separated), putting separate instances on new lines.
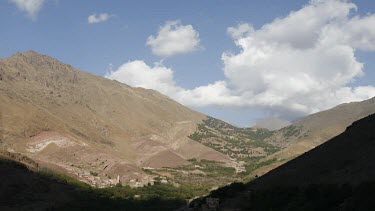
xmin=1 ymin=0 xmax=375 ymax=126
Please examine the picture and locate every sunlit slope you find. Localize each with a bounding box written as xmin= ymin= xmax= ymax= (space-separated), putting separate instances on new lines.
xmin=0 ymin=51 xmax=230 ymax=183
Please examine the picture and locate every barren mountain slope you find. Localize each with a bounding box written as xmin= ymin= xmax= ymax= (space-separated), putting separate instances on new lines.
xmin=0 ymin=51 xmax=230 ymax=186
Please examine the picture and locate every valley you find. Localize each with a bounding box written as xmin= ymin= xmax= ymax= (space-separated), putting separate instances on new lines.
xmin=2 ymin=0 xmax=375 ymax=210
xmin=1 ymin=51 xmax=375 ymax=210
xmin=192 ymin=113 xmax=375 ymax=210
xmin=0 ymin=51 xmax=282 ymax=192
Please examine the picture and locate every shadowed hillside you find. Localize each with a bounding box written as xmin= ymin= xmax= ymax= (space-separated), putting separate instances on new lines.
xmin=242 ymin=97 xmax=375 ymax=180
xmin=192 ymin=114 xmax=375 ymax=210
xmin=0 ymin=153 xmax=186 ymax=210
xmin=249 ymin=113 xmax=375 ymax=189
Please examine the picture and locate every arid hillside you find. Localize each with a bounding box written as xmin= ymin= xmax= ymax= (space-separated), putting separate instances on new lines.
xmin=0 ymin=51 xmax=230 ymax=187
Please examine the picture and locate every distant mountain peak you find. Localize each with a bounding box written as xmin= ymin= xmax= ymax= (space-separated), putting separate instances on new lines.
xmin=8 ymin=50 xmax=65 ymax=65
xmin=254 ymin=116 xmax=291 ymax=131
xmin=1 ymin=50 xmax=76 ymax=77
xmin=11 ymin=50 xmax=47 ymax=58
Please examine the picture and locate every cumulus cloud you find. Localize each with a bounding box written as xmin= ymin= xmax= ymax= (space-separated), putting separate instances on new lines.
xmin=107 ymin=0 xmax=375 ymax=119
xmin=105 ymin=60 xmax=180 ymax=96
xmin=10 ymin=0 xmax=46 ymax=20
xmin=227 ymin=23 xmax=253 ymax=39
xmin=219 ymin=0 xmax=375 ymax=115
xmin=105 ymin=61 xmax=241 ymax=107
xmin=146 ymin=20 xmax=201 ymax=57
xmin=88 ymin=13 xmax=111 ymax=24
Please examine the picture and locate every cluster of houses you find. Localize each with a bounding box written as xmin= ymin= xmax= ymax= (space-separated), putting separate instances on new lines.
xmin=229 ymin=159 xmax=246 ymax=173
xmin=127 ymin=176 xmax=168 ymax=188
xmin=234 ymin=161 xmax=246 ymax=173
xmin=75 ymin=171 xmax=120 ymax=188
xmin=74 ymin=170 xmax=168 ymax=188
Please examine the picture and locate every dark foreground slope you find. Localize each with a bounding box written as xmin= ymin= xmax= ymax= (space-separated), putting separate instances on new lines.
xmin=250 ymin=113 xmax=375 ymax=188
xmin=193 ymin=114 xmax=375 ymax=211
xmin=0 ymin=153 xmax=186 ymax=211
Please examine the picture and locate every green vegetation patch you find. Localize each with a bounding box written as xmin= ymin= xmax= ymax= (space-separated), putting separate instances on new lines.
xmin=188 ymin=117 xmax=281 ymax=159
xmin=281 ymin=125 xmax=303 ymax=137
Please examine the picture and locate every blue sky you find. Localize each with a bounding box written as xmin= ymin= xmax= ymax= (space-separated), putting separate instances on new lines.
xmin=1 ymin=0 xmax=375 ymax=126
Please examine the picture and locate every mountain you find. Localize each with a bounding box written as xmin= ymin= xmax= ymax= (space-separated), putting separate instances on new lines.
xmin=251 ymin=113 xmax=375 ymax=188
xmin=2 ymin=50 xmax=374 ymax=198
xmin=244 ymin=97 xmax=375 ymax=178
xmin=186 ymin=96 xmax=375 ymax=182
xmin=194 ymin=113 xmax=375 ymax=210
xmin=0 ymin=51 xmax=231 ymax=187
xmin=254 ymin=116 xmax=291 ymax=131
xmin=268 ymin=97 xmax=375 ymax=149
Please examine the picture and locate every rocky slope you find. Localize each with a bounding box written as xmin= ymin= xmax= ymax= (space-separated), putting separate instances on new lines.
xmin=0 ymin=51 xmax=231 ymax=187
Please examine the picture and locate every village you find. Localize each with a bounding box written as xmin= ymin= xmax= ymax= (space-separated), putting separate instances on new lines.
xmin=73 ymin=169 xmax=169 ymax=188
xmin=72 ymin=168 xmax=168 ymax=188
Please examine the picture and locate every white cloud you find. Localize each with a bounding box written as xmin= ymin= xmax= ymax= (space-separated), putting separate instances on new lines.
xmin=10 ymin=0 xmax=46 ymax=20
xmin=105 ymin=60 xmax=181 ymax=96
xmin=105 ymin=61 xmax=242 ymax=107
xmin=227 ymin=23 xmax=253 ymax=39
xmin=218 ymin=0 xmax=375 ymax=115
xmin=107 ymin=0 xmax=375 ymax=119
xmin=146 ymin=20 xmax=201 ymax=57
xmin=88 ymin=13 xmax=111 ymax=24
